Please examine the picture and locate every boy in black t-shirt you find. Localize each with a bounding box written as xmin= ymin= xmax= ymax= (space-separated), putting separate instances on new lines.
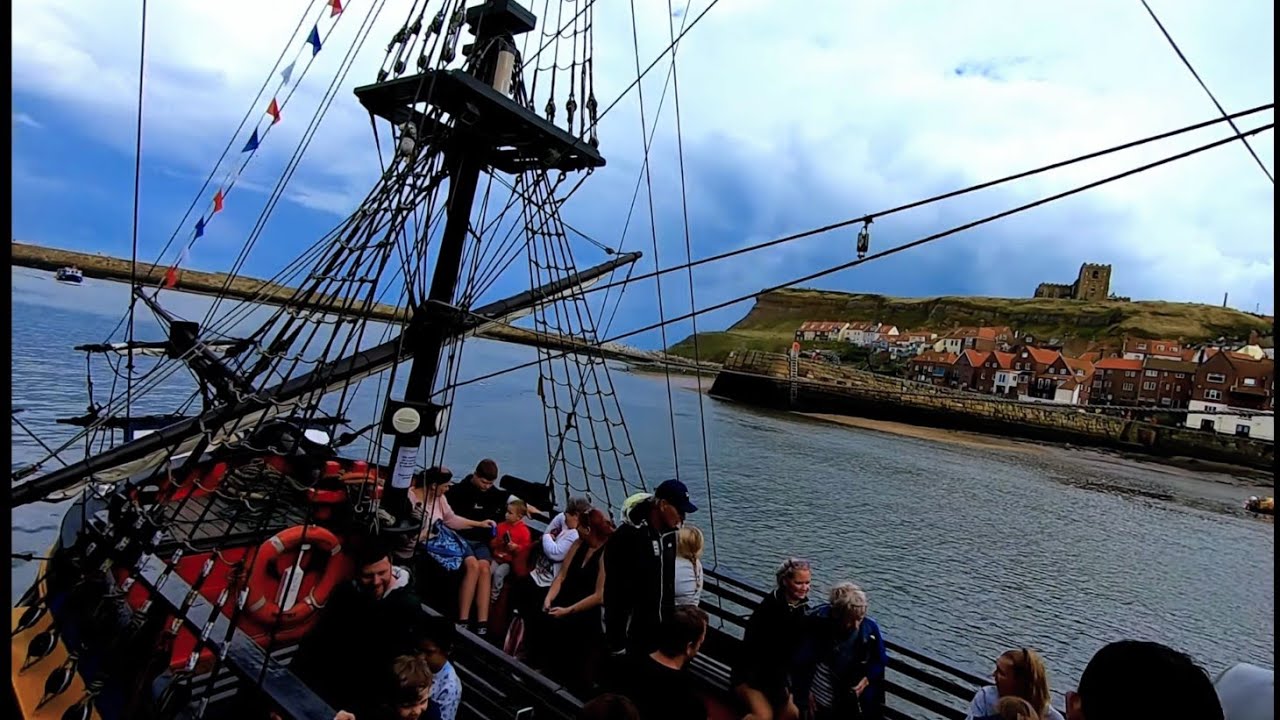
xmin=607 ymin=606 xmax=709 ymax=720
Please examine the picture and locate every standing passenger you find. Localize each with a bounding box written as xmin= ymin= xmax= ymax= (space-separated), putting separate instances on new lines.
xmin=793 ymin=582 xmax=888 ymax=720
xmin=604 ymin=479 xmax=697 ymax=657
xmin=607 ymin=606 xmax=710 ymax=720
xmin=542 ymin=508 xmax=615 ymax=694
xmin=673 ymin=525 xmax=705 ymax=607
xmin=731 ymin=558 xmax=812 ymax=720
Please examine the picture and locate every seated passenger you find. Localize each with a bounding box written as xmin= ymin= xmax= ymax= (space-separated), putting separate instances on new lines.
xmin=542 ymin=508 xmax=614 ymax=695
xmin=446 ymin=459 xmax=508 ymax=633
xmin=414 ymin=616 xmax=462 ymax=720
xmin=606 ymin=605 xmax=710 ymax=720
xmin=292 ymin=541 xmax=426 ymax=715
xmin=333 ymin=653 xmax=434 ymax=720
xmin=1213 ymin=662 xmax=1273 ymax=720
xmin=673 ymin=525 xmax=704 ymax=607
xmin=730 ymin=558 xmax=812 ymax=720
xmin=411 ymin=467 xmax=497 ymax=603
xmin=793 ymin=582 xmax=888 ymax=720
xmin=1065 ymin=640 xmax=1223 ymax=720
xmin=965 ymin=648 xmax=1063 ymax=720
xmin=604 ymin=480 xmax=696 ymax=657
xmin=489 ymin=498 xmax=533 ymax=602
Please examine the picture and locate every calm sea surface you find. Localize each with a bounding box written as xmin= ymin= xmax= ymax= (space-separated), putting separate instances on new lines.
xmin=9 ymin=268 xmax=1274 ymax=698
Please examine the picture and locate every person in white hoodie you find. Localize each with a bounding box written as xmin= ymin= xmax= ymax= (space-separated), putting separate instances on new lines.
xmin=1214 ymin=662 xmax=1273 ymax=720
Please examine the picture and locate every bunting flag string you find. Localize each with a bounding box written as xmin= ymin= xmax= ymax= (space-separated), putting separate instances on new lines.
xmin=168 ymin=1 xmax=350 ymax=282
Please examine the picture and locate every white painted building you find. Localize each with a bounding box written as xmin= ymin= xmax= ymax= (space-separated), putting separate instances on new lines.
xmin=1185 ymin=399 xmax=1274 ymax=442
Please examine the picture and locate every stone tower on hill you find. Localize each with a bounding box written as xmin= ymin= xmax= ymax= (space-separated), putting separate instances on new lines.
xmin=1034 ymin=263 xmax=1112 ymax=301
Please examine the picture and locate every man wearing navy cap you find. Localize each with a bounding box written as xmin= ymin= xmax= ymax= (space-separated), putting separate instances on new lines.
xmin=604 ymin=479 xmax=697 ymax=658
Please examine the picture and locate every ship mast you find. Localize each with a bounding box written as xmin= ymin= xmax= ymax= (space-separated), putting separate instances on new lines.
xmin=356 ymin=0 xmax=606 ymax=527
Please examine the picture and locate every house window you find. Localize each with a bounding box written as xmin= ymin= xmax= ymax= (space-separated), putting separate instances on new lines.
xmin=1125 ymin=371 xmax=1137 ymax=378
xmin=980 ymin=372 xmax=987 ymax=379
xmin=1206 ymin=389 xmax=1222 ymax=400
xmin=1207 ymin=373 xmax=1226 ymax=383
xmin=1143 ymin=382 xmax=1156 ymax=390
xmin=1243 ymin=377 xmax=1258 ymax=387
xmin=1092 ymin=381 xmax=1102 ymax=389
xmin=1200 ymin=419 xmax=1215 ymax=431
xmin=1137 ymin=343 xmax=1148 ymax=350
xmin=1145 ymin=369 xmax=1158 ymax=377
xmin=1236 ymin=424 xmax=1251 ymax=437
xmin=1122 ymin=383 xmax=1134 ymax=391
xmin=1160 ymin=397 xmax=1171 ymax=406
xmin=1175 ymin=373 xmax=1185 ymax=379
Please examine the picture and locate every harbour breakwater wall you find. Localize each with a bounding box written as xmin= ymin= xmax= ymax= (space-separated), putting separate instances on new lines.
xmin=12 ymin=241 xmax=718 ymax=373
xmin=709 ymin=351 xmax=1274 ymax=472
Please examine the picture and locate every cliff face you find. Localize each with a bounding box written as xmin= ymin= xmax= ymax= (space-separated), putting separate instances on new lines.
xmin=667 ymin=288 xmax=1273 ymax=362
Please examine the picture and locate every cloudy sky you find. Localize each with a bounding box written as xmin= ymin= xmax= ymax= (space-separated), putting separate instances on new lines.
xmin=12 ymin=0 xmax=1275 ymax=350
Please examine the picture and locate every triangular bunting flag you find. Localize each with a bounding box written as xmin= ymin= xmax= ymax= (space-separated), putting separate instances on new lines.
xmin=163 ymin=266 xmax=179 ymax=289
xmin=178 ymin=245 xmax=192 ymax=267
xmin=213 ymin=189 xmax=225 ymax=214
xmin=194 ymin=217 xmax=206 ymax=239
xmin=242 ymin=129 xmax=260 ymax=153
xmin=281 ymin=60 xmax=296 ymax=86
xmin=267 ymin=98 xmax=281 ymax=124
xmin=330 ymin=0 xmax=343 ymax=17
xmin=307 ymin=25 xmax=322 ymax=56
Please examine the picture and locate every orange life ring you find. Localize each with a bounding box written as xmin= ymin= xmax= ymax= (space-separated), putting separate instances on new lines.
xmin=243 ymin=525 xmax=344 ymax=630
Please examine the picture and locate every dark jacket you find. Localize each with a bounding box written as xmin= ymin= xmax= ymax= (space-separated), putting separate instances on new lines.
xmin=730 ymin=588 xmax=811 ymax=694
xmin=446 ymin=476 xmax=507 ymax=543
xmin=792 ymin=605 xmax=888 ymax=718
xmin=290 ymin=568 xmax=426 ymax=714
xmin=603 ymin=498 xmax=677 ymax=655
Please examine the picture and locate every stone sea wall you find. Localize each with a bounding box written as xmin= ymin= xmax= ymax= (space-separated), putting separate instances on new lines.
xmin=709 ymin=351 xmax=1273 ymax=471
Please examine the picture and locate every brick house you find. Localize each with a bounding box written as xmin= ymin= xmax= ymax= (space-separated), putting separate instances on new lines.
xmin=1090 ymin=357 xmax=1144 ymax=405
xmin=1137 ymin=357 xmax=1197 ymax=408
xmin=1186 ymin=352 xmax=1275 ymax=440
xmin=1064 ymin=357 xmax=1096 ymax=405
xmin=1008 ymin=346 xmax=1069 ymax=400
xmin=952 ymin=350 xmax=992 ymax=391
xmin=909 ymin=351 xmax=957 ymax=386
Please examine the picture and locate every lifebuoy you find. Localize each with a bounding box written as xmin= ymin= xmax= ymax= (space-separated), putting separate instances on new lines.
xmin=243 ymin=525 xmax=344 ymax=630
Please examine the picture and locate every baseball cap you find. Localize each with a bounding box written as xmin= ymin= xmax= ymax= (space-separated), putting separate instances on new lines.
xmin=654 ymin=479 xmax=697 ymax=514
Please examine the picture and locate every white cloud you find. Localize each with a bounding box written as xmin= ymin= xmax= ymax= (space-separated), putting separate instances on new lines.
xmin=11 ymin=0 xmax=1277 ymax=317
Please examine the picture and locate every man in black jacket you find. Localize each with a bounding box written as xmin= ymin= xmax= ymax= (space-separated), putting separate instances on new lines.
xmin=603 ymin=479 xmax=697 ymax=657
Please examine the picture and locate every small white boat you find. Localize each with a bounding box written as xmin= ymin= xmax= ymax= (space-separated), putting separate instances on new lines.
xmin=54 ymin=266 xmax=84 ymax=284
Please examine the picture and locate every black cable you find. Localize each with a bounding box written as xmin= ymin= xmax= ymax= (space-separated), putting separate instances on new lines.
xmin=1138 ymin=0 xmax=1273 ymax=183
xmin=446 ymin=121 xmax=1274 ymax=390
xmin=573 ymin=102 xmax=1275 ymax=299
xmin=126 ymin=0 xmax=149 ymax=437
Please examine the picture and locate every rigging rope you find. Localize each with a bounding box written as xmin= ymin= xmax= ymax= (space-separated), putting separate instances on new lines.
xmin=125 ymin=0 xmax=149 ymax=437
xmin=445 ymin=121 xmax=1275 ymax=390
xmin=569 ymin=102 xmax=1277 ymax=299
xmin=1137 ymin=0 xmax=1273 ymax=183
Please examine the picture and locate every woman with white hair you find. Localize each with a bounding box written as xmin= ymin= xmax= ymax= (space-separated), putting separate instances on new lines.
xmin=793 ymin=582 xmax=888 ymax=720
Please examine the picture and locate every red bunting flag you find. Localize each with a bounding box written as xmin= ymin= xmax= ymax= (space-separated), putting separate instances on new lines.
xmin=330 ymin=0 xmax=343 ymax=17
xmin=213 ymin=189 xmax=225 ymax=214
xmin=163 ymin=266 xmax=179 ymax=289
xmin=266 ymin=98 xmax=281 ymax=124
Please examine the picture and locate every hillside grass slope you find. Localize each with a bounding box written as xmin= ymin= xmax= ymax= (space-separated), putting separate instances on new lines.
xmin=668 ymin=288 xmax=1273 ymax=363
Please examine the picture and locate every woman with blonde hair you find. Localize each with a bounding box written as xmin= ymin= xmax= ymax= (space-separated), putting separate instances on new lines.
xmin=673 ymin=525 xmax=704 ymax=607
xmin=965 ymin=648 xmax=1063 ymax=720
